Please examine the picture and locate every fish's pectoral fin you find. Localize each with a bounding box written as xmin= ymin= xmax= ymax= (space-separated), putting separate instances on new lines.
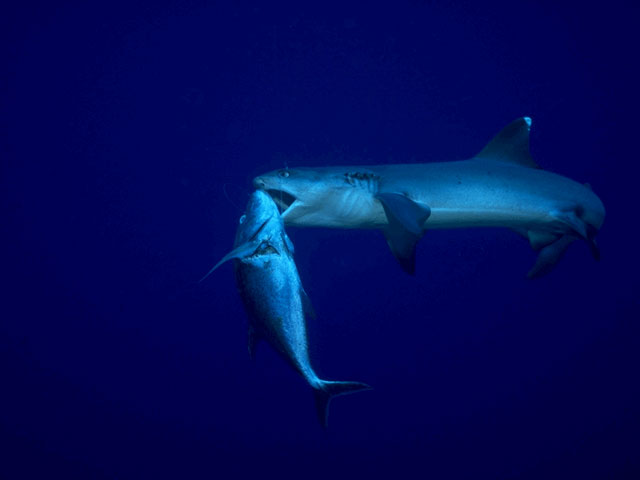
xmin=313 ymin=380 xmax=372 ymax=428
xmin=476 ymin=117 xmax=540 ymax=168
xmin=375 ymin=193 xmax=431 ymax=275
xmin=527 ymin=234 xmax=575 ymax=278
xmin=283 ymin=232 xmax=295 ymax=255
xmin=199 ymin=241 xmax=258 ymax=282
xmin=300 ymin=287 xmax=316 ymax=320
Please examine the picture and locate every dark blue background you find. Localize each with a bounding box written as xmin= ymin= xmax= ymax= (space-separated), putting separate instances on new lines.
xmin=2 ymin=2 xmax=638 ymax=478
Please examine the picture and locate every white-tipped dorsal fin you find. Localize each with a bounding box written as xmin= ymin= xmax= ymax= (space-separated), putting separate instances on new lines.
xmin=475 ymin=117 xmax=539 ymax=168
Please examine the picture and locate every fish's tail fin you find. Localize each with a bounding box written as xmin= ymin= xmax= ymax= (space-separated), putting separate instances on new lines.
xmin=313 ymin=380 xmax=371 ymax=428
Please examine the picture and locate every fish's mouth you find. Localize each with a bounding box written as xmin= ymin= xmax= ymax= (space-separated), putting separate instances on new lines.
xmin=266 ymin=189 xmax=297 ymax=214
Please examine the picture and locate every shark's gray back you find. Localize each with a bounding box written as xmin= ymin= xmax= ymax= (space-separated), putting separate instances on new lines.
xmin=373 ymin=159 xmax=605 ymax=230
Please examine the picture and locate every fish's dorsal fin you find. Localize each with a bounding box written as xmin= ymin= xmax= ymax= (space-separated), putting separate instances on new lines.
xmin=476 ymin=117 xmax=539 ymax=168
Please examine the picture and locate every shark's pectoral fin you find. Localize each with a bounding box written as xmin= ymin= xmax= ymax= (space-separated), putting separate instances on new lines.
xmin=376 ymin=193 xmax=431 ymax=236
xmin=199 ymin=241 xmax=258 ymax=282
xmin=527 ymin=234 xmax=575 ymax=278
xmin=375 ymin=193 xmax=431 ymax=275
xmin=381 ymin=227 xmax=421 ymax=275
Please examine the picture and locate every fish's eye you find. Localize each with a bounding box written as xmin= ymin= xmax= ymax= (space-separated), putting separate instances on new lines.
xmin=238 ymin=215 xmax=246 ymax=224
xmin=278 ymin=170 xmax=290 ymax=178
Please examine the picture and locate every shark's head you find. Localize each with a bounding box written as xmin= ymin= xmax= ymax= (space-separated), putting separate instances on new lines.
xmin=253 ymin=166 xmax=381 ymax=227
xmin=253 ymin=167 xmax=320 ymax=216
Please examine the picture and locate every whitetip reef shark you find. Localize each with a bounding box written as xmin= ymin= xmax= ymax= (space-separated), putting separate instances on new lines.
xmin=203 ymin=190 xmax=370 ymax=427
xmin=253 ymin=117 xmax=605 ymax=277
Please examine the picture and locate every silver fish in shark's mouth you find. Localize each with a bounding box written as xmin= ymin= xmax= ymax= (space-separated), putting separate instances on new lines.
xmin=202 ymin=190 xmax=370 ymax=427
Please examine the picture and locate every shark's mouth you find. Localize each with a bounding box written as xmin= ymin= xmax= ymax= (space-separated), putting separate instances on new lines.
xmin=266 ymin=189 xmax=297 ymax=214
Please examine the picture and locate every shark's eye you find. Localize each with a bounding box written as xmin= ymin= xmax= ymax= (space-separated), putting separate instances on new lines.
xmin=278 ymin=170 xmax=290 ymax=178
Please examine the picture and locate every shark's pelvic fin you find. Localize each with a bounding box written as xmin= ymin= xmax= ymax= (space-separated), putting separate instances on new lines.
xmin=313 ymin=380 xmax=372 ymax=428
xmin=476 ymin=117 xmax=539 ymax=169
xmin=526 ymin=210 xmax=601 ymax=277
xmin=550 ymin=209 xmax=600 ymax=260
xmin=527 ymin=234 xmax=575 ymax=278
xmin=375 ymin=193 xmax=432 ymax=275
xmin=527 ymin=230 xmax=560 ymax=251
xmin=552 ymin=210 xmax=588 ymax=239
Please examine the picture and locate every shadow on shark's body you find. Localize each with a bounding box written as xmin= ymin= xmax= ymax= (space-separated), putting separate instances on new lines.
xmin=203 ymin=190 xmax=370 ymax=427
xmin=254 ymin=118 xmax=605 ymax=277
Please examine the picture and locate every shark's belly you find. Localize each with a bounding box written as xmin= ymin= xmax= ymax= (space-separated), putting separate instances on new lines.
xmin=425 ymin=206 xmax=549 ymax=229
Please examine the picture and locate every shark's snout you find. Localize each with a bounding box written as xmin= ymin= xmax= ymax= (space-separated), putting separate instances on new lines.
xmin=253 ymin=177 xmax=266 ymax=190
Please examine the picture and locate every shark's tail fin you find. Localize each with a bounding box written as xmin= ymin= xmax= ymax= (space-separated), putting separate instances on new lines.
xmin=313 ymin=380 xmax=371 ymax=428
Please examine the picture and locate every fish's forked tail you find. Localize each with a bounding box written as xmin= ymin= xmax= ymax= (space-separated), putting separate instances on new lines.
xmin=313 ymin=380 xmax=371 ymax=428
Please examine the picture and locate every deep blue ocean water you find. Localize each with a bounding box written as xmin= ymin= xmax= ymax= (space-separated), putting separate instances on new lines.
xmin=2 ymin=2 xmax=638 ymax=478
